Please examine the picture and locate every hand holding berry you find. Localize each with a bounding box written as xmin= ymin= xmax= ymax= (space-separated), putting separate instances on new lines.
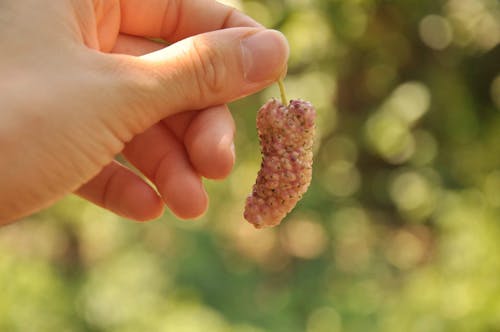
xmin=0 ymin=0 xmax=289 ymax=224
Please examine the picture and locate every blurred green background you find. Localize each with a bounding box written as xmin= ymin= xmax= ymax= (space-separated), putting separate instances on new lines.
xmin=1 ymin=0 xmax=500 ymax=331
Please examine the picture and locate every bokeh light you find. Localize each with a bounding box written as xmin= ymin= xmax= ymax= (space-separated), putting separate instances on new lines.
xmin=419 ymin=15 xmax=453 ymax=50
xmin=445 ymin=0 xmax=500 ymax=51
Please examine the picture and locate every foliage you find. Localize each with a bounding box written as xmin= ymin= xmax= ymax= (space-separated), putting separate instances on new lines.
xmin=1 ymin=0 xmax=499 ymax=331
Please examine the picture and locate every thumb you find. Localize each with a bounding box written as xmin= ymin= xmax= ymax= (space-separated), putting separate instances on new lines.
xmin=102 ymin=28 xmax=288 ymax=127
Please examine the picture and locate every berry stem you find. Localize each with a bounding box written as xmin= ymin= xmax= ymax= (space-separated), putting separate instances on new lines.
xmin=278 ymin=79 xmax=288 ymax=106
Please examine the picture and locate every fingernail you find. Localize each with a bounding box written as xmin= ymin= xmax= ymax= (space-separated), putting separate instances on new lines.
xmin=241 ymin=29 xmax=289 ymax=83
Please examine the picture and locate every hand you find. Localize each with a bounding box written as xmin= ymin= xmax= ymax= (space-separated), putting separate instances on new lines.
xmin=0 ymin=0 xmax=289 ymax=224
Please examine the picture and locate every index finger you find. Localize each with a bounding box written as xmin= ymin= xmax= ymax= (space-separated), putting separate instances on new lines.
xmin=120 ymin=0 xmax=262 ymax=42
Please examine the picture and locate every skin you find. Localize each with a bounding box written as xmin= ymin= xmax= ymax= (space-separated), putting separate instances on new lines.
xmin=0 ymin=0 xmax=289 ymax=225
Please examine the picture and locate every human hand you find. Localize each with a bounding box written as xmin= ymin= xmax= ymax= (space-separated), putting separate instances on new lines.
xmin=0 ymin=0 xmax=289 ymax=224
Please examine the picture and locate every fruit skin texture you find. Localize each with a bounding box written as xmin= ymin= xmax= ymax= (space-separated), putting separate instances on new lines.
xmin=244 ymin=98 xmax=316 ymax=228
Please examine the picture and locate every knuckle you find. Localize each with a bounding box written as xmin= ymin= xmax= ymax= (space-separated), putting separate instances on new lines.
xmin=188 ymin=39 xmax=227 ymax=100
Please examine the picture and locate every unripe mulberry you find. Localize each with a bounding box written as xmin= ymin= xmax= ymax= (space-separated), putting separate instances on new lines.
xmin=244 ymin=99 xmax=316 ymax=228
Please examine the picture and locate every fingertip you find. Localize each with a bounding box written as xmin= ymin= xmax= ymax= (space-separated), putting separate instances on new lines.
xmin=189 ymin=132 xmax=235 ymax=180
xmin=121 ymin=180 xmax=165 ymax=222
xmin=241 ymin=29 xmax=290 ymax=83
xmin=185 ymin=106 xmax=236 ymax=180
xmin=208 ymin=134 xmax=235 ymax=180
xmin=161 ymin=173 xmax=209 ymax=220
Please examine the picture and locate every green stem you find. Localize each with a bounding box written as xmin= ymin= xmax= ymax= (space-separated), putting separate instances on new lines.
xmin=278 ymin=79 xmax=288 ymax=105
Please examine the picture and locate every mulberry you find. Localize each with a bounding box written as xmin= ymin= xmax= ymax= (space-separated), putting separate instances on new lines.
xmin=244 ymin=98 xmax=316 ymax=228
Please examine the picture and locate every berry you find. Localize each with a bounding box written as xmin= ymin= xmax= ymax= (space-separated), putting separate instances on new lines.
xmin=244 ymin=98 xmax=316 ymax=228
